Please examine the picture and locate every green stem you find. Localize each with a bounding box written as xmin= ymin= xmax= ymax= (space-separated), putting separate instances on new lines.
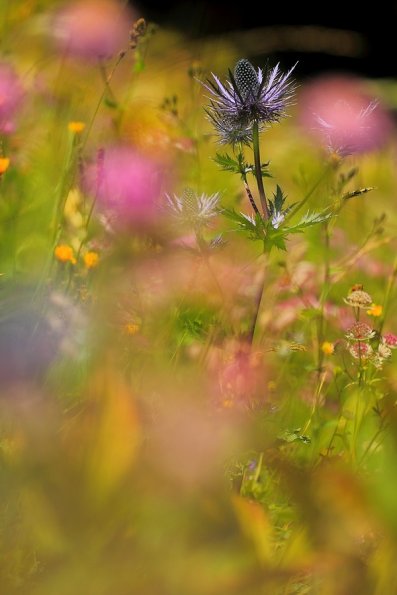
xmin=285 ymin=168 xmax=330 ymax=224
xmin=247 ymin=254 xmax=267 ymax=344
xmin=82 ymin=53 xmax=125 ymax=152
xmin=316 ymin=221 xmax=331 ymax=378
xmin=378 ymin=256 xmax=397 ymax=338
xmin=252 ymin=120 xmax=269 ymax=219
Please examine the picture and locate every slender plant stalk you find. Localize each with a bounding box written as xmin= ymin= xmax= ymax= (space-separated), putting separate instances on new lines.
xmin=252 ymin=120 xmax=269 ymax=219
xmin=82 ymin=53 xmax=126 ymax=152
xmin=247 ymin=254 xmax=267 ymax=344
xmin=316 ymin=220 xmax=331 ymax=379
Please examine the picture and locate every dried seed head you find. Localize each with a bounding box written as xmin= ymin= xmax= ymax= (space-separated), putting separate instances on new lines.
xmin=344 ymin=289 xmax=372 ymax=309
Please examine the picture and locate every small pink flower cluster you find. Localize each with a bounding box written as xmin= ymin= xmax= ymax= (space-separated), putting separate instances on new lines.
xmin=344 ymin=287 xmax=397 ymax=369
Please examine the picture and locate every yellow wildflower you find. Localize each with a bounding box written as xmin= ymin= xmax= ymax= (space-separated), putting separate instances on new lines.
xmin=367 ymin=303 xmax=383 ymax=317
xmin=55 ymin=244 xmax=76 ymax=264
xmin=125 ymin=323 xmax=140 ymax=336
xmin=222 ymin=398 xmax=234 ymax=409
xmin=321 ymin=341 xmax=334 ymax=355
xmin=68 ymin=121 xmax=86 ymax=133
xmin=84 ymin=251 xmax=99 ymax=269
xmin=0 ymin=157 xmax=10 ymax=174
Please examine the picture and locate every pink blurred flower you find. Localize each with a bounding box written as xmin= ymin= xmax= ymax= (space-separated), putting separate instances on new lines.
xmin=210 ymin=340 xmax=266 ymax=410
xmin=299 ymin=77 xmax=392 ymax=156
xmin=149 ymin=398 xmax=242 ymax=487
xmin=84 ymin=146 xmax=165 ymax=229
xmin=383 ymin=333 xmax=397 ymax=349
xmin=0 ymin=63 xmax=23 ymax=134
xmin=53 ymin=0 xmax=131 ymax=60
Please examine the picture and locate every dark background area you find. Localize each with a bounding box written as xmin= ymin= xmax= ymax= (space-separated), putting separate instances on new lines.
xmin=134 ymin=0 xmax=397 ymax=78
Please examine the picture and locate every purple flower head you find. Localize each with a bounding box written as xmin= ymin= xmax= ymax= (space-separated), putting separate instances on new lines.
xmin=202 ymin=58 xmax=296 ymax=144
xmin=84 ymin=146 xmax=165 ymax=230
xmin=0 ymin=63 xmax=24 ymax=134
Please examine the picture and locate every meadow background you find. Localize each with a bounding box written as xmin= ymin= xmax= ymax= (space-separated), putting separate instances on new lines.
xmin=1 ymin=1 xmax=397 ymax=594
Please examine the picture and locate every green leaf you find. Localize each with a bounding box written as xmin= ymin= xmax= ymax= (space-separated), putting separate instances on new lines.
xmin=274 ymin=185 xmax=285 ymax=212
xmin=213 ymin=152 xmax=242 ymax=174
xmin=278 ymin=428 xmax=311 ymax=444
xmin=285 ymin=209 xmax=333 ymax=234
xmin=104 ymin=97 xmax=118 ymax=109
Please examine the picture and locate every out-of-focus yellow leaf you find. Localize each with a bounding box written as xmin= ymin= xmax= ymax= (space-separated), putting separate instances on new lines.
xmin=232 ymin=494 xmax=273 ymax=564
xmin=85 ymin=367 xmax=141 ymax=499
xmin=278 ymin=528 xmax=312 ymax=570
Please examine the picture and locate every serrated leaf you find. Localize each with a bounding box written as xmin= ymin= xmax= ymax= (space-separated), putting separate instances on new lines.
xmin=286 ymin=209 xmax=333 ymax=234
xmin=213 ymin=152 xmax=242 ymax=174
xmin=273 ymin=185 xmax=286 ymax=213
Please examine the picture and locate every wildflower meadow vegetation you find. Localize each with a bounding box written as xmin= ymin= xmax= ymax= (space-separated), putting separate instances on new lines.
xmin=2 ymin=1 xmax=397 ymax=593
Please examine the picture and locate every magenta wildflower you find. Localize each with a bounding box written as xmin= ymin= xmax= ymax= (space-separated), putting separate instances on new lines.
xmin=53 ymin=0 xmax=131 ymax=61
xmin=84 ymin=146 xmax=165 ymax=229
xmin=299 ymin=77 xmax=392 ymax=156
xmin=0 ymin=63 xmax=23 ymax=134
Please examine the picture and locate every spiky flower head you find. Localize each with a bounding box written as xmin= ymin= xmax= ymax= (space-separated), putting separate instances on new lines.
xmin=202 ymin=58 xmax=296 ymax=144
xmin=165 ymin=188 xmax=220 ymax=228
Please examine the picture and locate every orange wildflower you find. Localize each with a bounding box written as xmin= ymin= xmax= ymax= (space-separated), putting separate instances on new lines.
xmin=367 ymin=303 xmax=383 ymax=317
xmin=68 ymin=121 xmax=86 ymax=133
xmin=84 ymin=251 xmax=99 ymax=269
xmin=55 ymin=244 xmax=76 ymax=264
xmin=0 ymin=157 xmax=10 ymax=174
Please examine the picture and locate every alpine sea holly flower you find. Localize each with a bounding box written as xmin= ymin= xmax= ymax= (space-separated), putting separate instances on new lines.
xmin=206 ymin=110 xmax=253 ymax=146
xmin=165 ymin=188 xmax=220 ymax=228
xmin=202 ymin=58 xmax=296 ymax=144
